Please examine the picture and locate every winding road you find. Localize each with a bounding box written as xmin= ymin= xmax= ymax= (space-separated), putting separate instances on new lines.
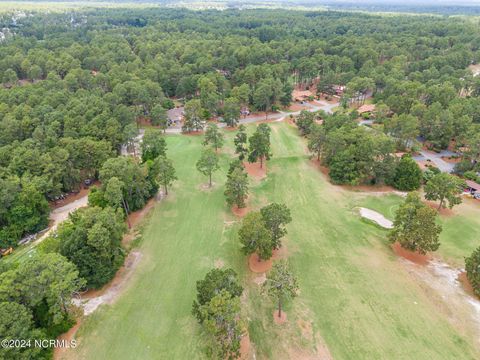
xmin=163 ymin=99 xmax=339 ymax=134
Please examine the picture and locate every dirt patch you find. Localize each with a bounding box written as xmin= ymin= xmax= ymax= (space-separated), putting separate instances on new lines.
xmin=441 ymin=156 xmax=461 ymax=164
xmin=50 ymin=183 xmax=95 ymax=209
xmin=458 ymin=272 xmax=478 ymax=299
xmin=309 ymin=159 xmax=330 ymax=177
xmin=232 ymin=205 xmax=250 ymax=218
xmin=239 ymin=332 xmax=252 ymax=360
xmin=243 ymin=161 xmax=267 ymax=179
xmin=248 ymin=253 xmax=273 ymax=273
xmin=272 ymin=245 xmax=288 ymax=260
xmin=297 ymin=318 xmax=313 ymax=339
xmin=391 ymin=242 xmax=431 ymax=266
xmin=424 ymin=201 xmax=455 ymax=217
xmin=273 ymin=310 xmax=287 ymax=324
xmin=214 ymin=258 xmax=225 ymax=268
xmin=400 ymin=258 xmax=480 ymax=348
xmin=128 ymin=197 xmax=156 ymax=229
xmin=74 ymin=251 xmax=142 ymax=315
xmin=252 ymin=273 xmax=267 ymax=285
xmin=54 ymin=320 xmax=82 ymax=359
xmin=342 ymin=184 xmax=398 ymax=193
xmin=199 ymin=182 xmax=216 ymax=191
xmin=182 ymin=130 xmax=204 ymax=136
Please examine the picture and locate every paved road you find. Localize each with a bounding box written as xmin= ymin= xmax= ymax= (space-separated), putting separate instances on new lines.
xmin=413 ymin=150 xmax=457 ymax=173
xmin=164 ymin=100 xmax=339 ymax=134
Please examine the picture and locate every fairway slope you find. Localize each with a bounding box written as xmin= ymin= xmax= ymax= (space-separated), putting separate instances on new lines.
xmin=63 ymin=123 xmax=480 ymax=360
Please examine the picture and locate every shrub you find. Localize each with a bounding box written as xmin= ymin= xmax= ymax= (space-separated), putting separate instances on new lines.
xmin=465 ymin=247 xmax=480 ymax=297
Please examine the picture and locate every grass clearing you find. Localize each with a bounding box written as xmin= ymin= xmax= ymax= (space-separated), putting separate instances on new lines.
xmin=63 ymin=122 xmax=479 ymax=360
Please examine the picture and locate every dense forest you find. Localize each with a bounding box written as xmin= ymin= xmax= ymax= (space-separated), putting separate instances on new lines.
xmin=0 ymin=8 xmax=480 ymax=356
xmin=1 ymin=8 xmax=480 ymax=247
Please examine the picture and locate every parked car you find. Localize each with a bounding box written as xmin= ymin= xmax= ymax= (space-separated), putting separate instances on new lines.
xmin=84 ymin=178 xmax=93 ymax=186
xmin=474 ymin=193 xmax=480 ymax=200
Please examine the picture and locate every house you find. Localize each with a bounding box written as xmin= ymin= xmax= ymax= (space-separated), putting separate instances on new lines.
xmin=357 ymin=104 xmax=376 ymax=114
xmin=167 ymin=106 xmax=184 ymax=126
xmin=465 ymin=179 xmax=480 ymax=195
xmin=333 ymin=85 xmax=345 ymax=96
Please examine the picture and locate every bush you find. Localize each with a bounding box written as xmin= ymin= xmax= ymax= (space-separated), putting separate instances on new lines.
xmin=465 ymin=247 xmax=480 ymax=297
xmin=463 ymin=171 xmax=480 ymax=183
xmin=392 ymin=155 xmax=422 ymax=191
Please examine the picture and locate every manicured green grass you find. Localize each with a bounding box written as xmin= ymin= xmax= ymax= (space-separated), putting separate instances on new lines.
xmin=67 ymin=123 xmax=479 ymax=360
xmin=353 ymin=192 xmax=480 ymax=266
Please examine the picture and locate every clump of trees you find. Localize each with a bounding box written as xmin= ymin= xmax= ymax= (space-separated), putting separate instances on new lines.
xmin=389 ymin=192 xmax=442 ymax=254
xmin=89 ymin=156 xmax=158 ymax=213
xmin=0 ymin=253 xmax=84 ymax=358
xmin=45 ymin=206 xmax=126 ymax=289
xmin=192 ymin=268 xmax=244 ymax=360
xmin=305 ymin=113 xmax=426 ymax=190
xmin=307 ymin=114 xmax=398 ymax=186
xmin=238 ymin=203 xmax=292 ymax=260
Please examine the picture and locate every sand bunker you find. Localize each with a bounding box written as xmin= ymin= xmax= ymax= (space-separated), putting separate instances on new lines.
xmin=358 ymin=207 xmax=393 ymax=229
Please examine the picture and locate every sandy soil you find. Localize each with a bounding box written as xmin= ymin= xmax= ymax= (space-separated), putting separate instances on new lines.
xmin=73 ymin=251 xmax=142 ymax=315
xmin=458 ymin=272 xmax=477 ymax=298
xmin=239 ymin=332 xmax=252 ymax=360
xmin=243 ymin=161 xmax=267 ymax=179
xmin=54 ymin=320 xmax=82 ymax=359
xmin=358 ymin=207 xmax=393 ymax=229
xmin=273 ymin=310 xmax=287 ymax=324
xmin=424 ymin=200 xmax=455 ymax=217
xmin=469 ymin=63 xmax=480 ymax=77
xmin=50 ymin=183 xmax=95 ymax=209
xmin=400 ymin=257 xmax=480 ymax=347
xmin=232 ymin=204 xmax=250 ymax=218
xmin=391 ymin=242 xmax=431 ymax=266
xmin=248 ymin=253 xmax=273 ymax=273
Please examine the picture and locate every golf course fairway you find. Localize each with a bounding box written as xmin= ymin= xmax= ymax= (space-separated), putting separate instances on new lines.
xmin=63 ymin=122 xmax=479 ymax=360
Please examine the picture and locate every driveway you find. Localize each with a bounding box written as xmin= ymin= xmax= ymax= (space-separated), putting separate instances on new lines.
xmin=413 ymin=150 xmax=457 ymax=173
xmin=164 ymin=100 xmax=339 ymax=134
